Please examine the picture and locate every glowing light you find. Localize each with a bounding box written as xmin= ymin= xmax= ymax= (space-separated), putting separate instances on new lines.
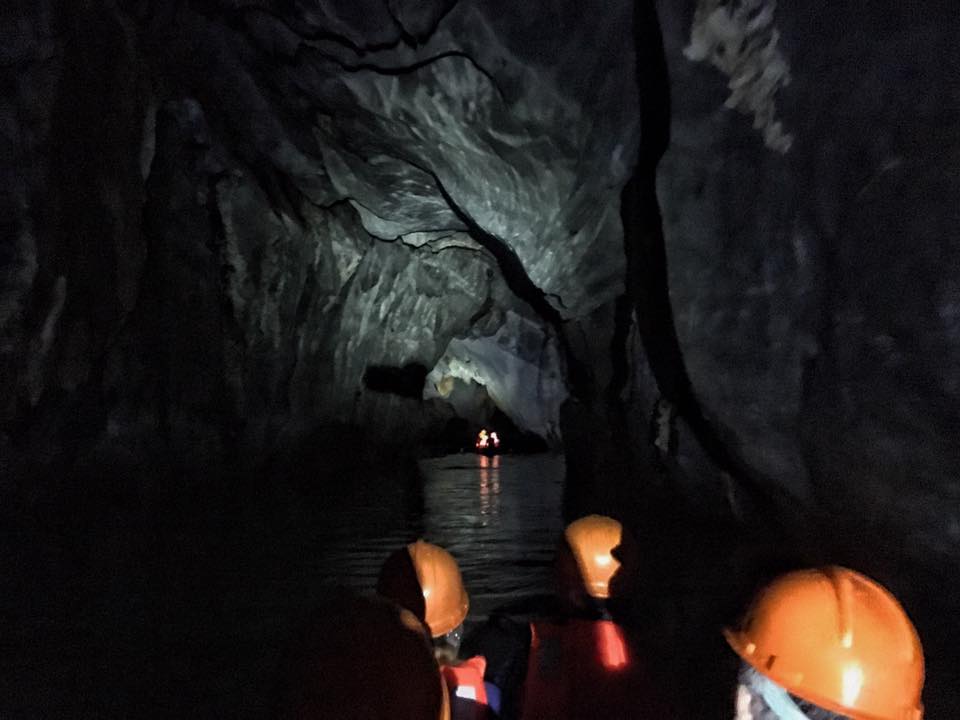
xmin=595 ymin=621 xmax=628 ymax=670
xmin=475 ymin=428 xmax=501 ymax=450
xmin=595 ymin=553 xmax=612 ymax=567
xmin=422 ymin=587 xmax=432 ymax=599
xmin=455 ymin=685 xmax=477 ymax=700
xmin=842 ymin=664 xmax=864 ymax=707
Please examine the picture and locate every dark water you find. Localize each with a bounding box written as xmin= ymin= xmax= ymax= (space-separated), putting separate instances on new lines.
xmin=312 ymin=453 xmax=565 ymax=623
xmin=16 ymin=450 xmax=959 ymax=718
xmin=220 ymin=453 xmax=565 ymax=718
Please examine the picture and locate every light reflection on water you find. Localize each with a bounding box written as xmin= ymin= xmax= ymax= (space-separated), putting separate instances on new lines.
xmin=313 ymin=453 xmax=565 ymax=624
xmin=213 ymin=452 xmax=566 ymax=718
xmin=479 ymin=455 xmax=500 ymax=517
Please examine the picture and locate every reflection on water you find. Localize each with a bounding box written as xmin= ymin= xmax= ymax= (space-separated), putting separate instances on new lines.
xmin=421 ymin=453 xmax=565 ymax=623
xmin=313 ymin=453 xmax=565 ymax=624
xmin=479 ymin=455 xmax=500 ymax=517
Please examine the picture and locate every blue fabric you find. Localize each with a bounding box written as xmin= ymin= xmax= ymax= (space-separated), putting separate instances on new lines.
xmin=483 ymin=682 xmax=502 ymax=715
xmin=749 ymin=668 xmax=809 ymax=720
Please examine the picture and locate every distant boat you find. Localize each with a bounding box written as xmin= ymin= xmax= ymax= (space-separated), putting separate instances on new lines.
xmin=475 ymin=428 xmax=501 ymax=455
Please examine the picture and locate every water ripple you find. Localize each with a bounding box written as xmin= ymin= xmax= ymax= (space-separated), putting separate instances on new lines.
xmin=312 ymin=453 xmax=565 ymax=622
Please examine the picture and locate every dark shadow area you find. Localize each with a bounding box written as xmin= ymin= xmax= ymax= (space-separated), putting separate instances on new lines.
xmin=486 ymin=408 xmax=550 ymax=455
xmin=362 ymin=363 xmax=430 ymax=399
xmin=3 ymin=441 xmax=957 ymax=718
xmin=375 ymin=546 xmax=428 ymax=625
xmin=419 ymin=407 xmax=550 ymax=457
xmin=421 ymin=416 xmax=474 ymax=456
xmin=0 ymin=433 xmax=430 ymax=719
xmin=274 ymin=589 xmax=443 ymax=720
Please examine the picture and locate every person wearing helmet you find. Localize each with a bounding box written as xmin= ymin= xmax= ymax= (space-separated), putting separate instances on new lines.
xmin=378 ymin=540 xmax=496 ymax=720
xmin=515 ymin=514 xmax=667 ymax=719
xmin=725 ymin=566 xmax=925 ymax=720
xmin=458 ymin=514 xmax=668 ymax=719
xmin=274 ymin=588 xmax=450 ymax=720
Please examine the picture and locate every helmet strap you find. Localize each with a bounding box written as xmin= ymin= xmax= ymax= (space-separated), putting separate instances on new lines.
xmin=749 ymin=670 xmax=809 ymax=720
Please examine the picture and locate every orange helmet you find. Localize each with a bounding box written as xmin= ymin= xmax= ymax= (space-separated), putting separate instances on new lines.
xmin=725 ymin=567 xmax=924 ymax=720
xmin=275 ymin=590 xmax=449 ymax=720
xmin=561 ymin=515 xmax=639 ymax=600
xmin=377 ymin=540 xmax=469 ymax=638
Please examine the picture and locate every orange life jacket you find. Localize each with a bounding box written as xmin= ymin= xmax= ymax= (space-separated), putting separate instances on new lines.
xmin=441 ymin=656 xmax=493 ymax=720
xmin=518 ymin=618 xmax=664 ymax=720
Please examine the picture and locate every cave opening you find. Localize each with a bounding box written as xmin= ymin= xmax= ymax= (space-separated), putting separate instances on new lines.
xmin=3 ymin=0 xmax=958 ymax=717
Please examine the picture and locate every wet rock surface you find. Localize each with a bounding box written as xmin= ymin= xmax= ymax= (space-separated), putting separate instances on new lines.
xmin=2 ymin=0 xmax=640 ymax=478
xmin=655 ymin=0 xmax=960 ymax=571
xmin=651 ymin=3 xmax=960 ymax=711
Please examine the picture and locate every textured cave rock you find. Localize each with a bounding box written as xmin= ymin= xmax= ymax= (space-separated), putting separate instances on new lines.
xmin=96 ymin=96 xmax=504 ymax=471
xmin=3 ymin=0 xmax=956 ymax=557
xmin=3 ymin=0 xmax=957 ymax=556
xmin=1 ymin=0 xmax=152 ymax=482
xmin=424 ymin=308 xmax=567 ymax=441
xmin=3 ymin=0 xmax=960 ymax=717
xmin=1 ymin=0 xmax=641 ymax=482
xmin=655 ymin=0 xmax=960 ymax=565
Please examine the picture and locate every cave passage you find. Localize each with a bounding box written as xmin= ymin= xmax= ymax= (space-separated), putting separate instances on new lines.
xmin=3 ymin=0 xmax=959 ymax=717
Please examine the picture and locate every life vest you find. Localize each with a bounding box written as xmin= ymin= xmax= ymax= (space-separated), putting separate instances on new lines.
xmin=518 ymin=618 xmax=664 ymax=720
xmin=441 ymin=656 xmax=494 ymax=720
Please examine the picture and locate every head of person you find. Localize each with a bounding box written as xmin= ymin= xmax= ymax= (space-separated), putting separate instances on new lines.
xmin=377 ymin=540 xmax=469 ymax=663
xmin=726 ymin=567 xmax=924 ymax=720
xmin=554 ymin=514 xmax=640 ymax=615
xmin=275 ymin=589 xmax=449 ymax=720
